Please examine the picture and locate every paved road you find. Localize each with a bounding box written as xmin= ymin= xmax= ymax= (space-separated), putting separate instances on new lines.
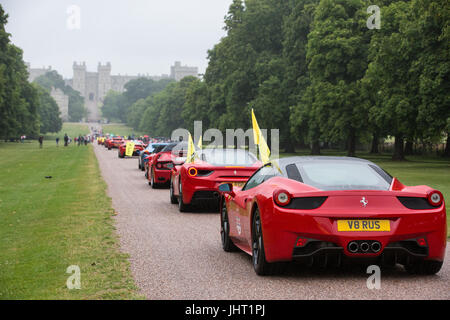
xmin=93 ymin=143 xmax=450 ymax=300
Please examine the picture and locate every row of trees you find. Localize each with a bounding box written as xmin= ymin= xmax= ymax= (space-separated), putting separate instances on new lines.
xmin=0 ymin=6 xmax=62 ymax=139
xmin=106 ymin=0 xmax=449 ymax=159
xmin=101 ymin=77 xmax=174 ymax=123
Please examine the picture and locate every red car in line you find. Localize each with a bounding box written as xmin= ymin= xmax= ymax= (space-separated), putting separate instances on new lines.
xmin=105 ymin=136 xmax=124 ymax=150
xmin=219 ymin=156 xmax=446 ymax=276
xmin=170 ymin=148 xmax=262 ymax=212
xmin=118 ymin=140 xmax=145 ymax=158
xmin=147 ymin=142 xmax=188 ymax=188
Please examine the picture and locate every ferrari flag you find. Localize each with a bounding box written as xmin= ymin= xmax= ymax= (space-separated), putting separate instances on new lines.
xmin=251 ymin=109 xmax=270 ymax=164
xmin=125 ymin=141 xmax=135 ymax=157
xmin=186 ymin=133 xmax=196 ymax=163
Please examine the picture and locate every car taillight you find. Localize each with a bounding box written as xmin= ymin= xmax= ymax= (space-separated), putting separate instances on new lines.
xmin=188 ymin=167 xmax=198 ymax=177
xmin=273 ymin=189 xmax=292 ymax=207
xmin=427 ymin=190 xmax=443 ymax=207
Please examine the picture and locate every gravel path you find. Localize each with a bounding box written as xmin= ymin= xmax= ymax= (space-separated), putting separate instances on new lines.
xmin=93 ymin=142 xmax=450 ymax=300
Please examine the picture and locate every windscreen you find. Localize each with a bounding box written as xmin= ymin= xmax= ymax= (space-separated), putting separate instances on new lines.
xmin=200 ymin=149 xmax=257 ymax=166
xmin=294 ymin=161 xmax=391 ymax=191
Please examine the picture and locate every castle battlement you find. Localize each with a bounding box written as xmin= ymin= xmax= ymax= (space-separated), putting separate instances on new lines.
xmin=67 ymin=61 xmax=198 ymax=122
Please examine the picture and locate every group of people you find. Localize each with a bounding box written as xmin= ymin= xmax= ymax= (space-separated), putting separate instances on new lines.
xmin=74 ymin=134 xmax=95 ymax=146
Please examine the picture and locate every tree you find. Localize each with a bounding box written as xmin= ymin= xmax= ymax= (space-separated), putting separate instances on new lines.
xmin=34 ymin=84 xmax=62 ymax=134
xmin=34 ymin=70 xmax=86 ymax=122
xmin=0 ymin=4 xmax=39 ymax=139
xmin=306 ymin=0 xmax=370 ymax=157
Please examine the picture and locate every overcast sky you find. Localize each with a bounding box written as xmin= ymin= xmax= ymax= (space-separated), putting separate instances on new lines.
xmin=1 ymin=0 xmax=232 ymax=78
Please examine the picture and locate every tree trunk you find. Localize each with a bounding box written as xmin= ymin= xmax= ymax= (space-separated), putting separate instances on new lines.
xmin=347 ymin=128 xmax=356 ymax=157
xmin=392 ymin=135 xmax=405 ymax=160
xmin=311 ymin=140 xmax=321 ymax=155
xmin=404 ymin=140 xmax=414 ymax=155
xmin=282 ymin=139 xmax=295 ymax=153
xmin=370 ymin=132 xmax=379 ymax=154
xmin=444 ymin=132 xmax=450 ymax=157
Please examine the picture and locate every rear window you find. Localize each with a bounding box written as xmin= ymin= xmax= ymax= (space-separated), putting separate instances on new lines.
xmin=293 ymin=162 xmax=391 ymax=191
xmin=199 ymin=149 xmax=257 ymax=166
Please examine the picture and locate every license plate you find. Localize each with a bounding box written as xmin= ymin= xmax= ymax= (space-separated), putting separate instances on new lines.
xmin=223 ymin=181 xmax=246 ymax=188
xmin=337 ymin=220 xmax=390 ymax=232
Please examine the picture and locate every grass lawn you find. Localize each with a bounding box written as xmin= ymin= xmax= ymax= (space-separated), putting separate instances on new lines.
xmin=0 ymin=123 xmax=143 ymax=299
xmin=280 ymin=150 xmax=450 ymax=236
xmin=102 ymin=123 xmax=144 ymax=138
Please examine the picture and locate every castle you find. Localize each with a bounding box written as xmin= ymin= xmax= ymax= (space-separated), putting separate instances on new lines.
xmin=27 ymin=61 xmax=198 ymax=122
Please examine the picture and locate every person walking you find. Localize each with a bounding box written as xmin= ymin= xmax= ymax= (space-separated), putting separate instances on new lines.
xmin=64 ymin=134 xmax=69 ymax=147
xmin=38 ymin=136 xmax=44 ymax=148
xmin=56 ymin=137 xmax=60 ymax=147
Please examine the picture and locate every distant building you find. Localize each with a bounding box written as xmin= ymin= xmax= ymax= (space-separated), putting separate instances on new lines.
xmin=27 ymin=61 xmax=199 ymax=122
xmin=26 ymin=63 xmax=70 ymax=122
xmin=170 ymin=61 xmax=198 ymax=81
xmin=26 ymin=63 xmax=52 ymax=82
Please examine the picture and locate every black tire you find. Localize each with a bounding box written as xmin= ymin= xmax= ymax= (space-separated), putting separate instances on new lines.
xmin=150 ymin=166 xmax=157 ymax=189
xmin=138 ymin=160 xmax=142 ymax=170
xmin=405 ymin=260 xmax=443 ymax=275
xmin=221 ymin=198 xmax=237 ymax=252
xmin=178 ymin=180 xmax=189 ymax=212
xmin=170 ymin=180 xmax=178 ymax=204
xmin=252 ymin=208 xmax=277 ymax=276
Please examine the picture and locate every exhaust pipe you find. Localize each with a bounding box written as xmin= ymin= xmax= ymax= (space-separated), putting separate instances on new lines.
xmin=371 ymin=241 xmax=381 ymax=253
xmin=360 ymin=242 xmax=370 ymax=252
xmin=348 ymin=241 xmax=359 ymax=253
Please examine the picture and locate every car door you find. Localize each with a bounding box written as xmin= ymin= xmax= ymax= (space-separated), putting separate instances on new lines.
xmin=231 ymin=165 xmax=278 ymax=249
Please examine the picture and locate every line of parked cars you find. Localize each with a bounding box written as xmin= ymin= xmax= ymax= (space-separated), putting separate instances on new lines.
xmin=99 ymin=135 xmax=447 ymax=276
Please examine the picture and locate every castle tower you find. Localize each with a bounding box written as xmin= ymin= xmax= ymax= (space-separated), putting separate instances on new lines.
xmin=97 ymin=62 xmax=111 ymax=101
xmin=72 ymin=62 xmax=86 ymax=97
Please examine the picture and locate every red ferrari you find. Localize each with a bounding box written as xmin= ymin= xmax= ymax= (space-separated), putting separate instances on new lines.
xmin=147 ymin=142 xmax=188 ymax=188
xmin=105 ymin=136 xmax=124 ymax=150
xmin=118 ymin=140 xmax=145 ymax=158
xmin=171 ymin=148 xmax=262 ymax=212
xmin=219 ymin=156 xmax=446 ymax=276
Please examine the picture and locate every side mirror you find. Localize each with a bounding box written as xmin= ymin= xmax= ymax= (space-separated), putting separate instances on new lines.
xmin=218 ymin=183 xmax=235 ymax=197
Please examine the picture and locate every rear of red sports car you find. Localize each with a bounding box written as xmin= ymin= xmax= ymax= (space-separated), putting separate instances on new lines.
xmin=221 ymin=156 xmax=446 ymax=275
xmin=263 ymin=180 xmax=446 ymax=268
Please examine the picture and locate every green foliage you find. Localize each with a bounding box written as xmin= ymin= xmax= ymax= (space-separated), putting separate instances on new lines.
xmin=0 ymin=5 xmax=39 ymax=139
xmin=101 ymin=77 xmax=174 ymax=123
xmin=34 ymin=84 xmax=62 ymax=134
xmin=34 ymin=70 xmax=86 ymax=122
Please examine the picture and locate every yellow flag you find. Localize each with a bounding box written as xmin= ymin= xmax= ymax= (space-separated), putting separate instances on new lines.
xmin=125 ymin=141 xmax=135 ymax=157
xmin=251 ymin=109 xmax=271 ymax=164
xmin=186 ymin=133 xmax=196 ymax=163
xmin=197 ymin=135 xmax=202 ymax=149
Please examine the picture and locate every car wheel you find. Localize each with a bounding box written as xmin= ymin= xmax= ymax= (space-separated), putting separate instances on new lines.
xmin=221 ymin=199 xmax=237 ymax=252
xmin=178 ymin=180 xmax=189 ymax=212
xmin=170 ymin=180 xmax=178 ymax=204
xmin=405 ymin=260 xmax=443 ymax=275
xmin=252 ymin=208 xmax=276 ymax=276
xmin=138 ymin=160 xmax=141 ymax=170
xmin=150 ymin=167 xmax=157 ymax=189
